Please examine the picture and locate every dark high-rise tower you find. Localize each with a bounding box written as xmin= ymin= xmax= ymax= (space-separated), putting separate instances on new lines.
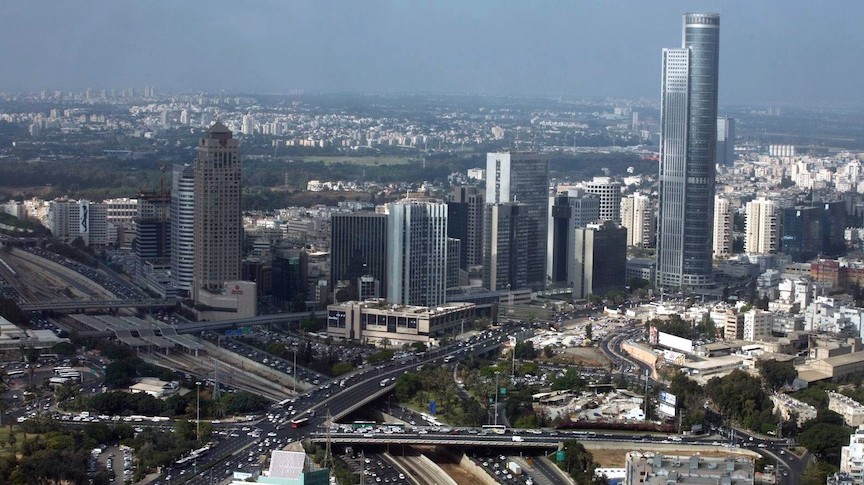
xmin=485 ymin=151 xmax=549 ymax=291
xmin=330 ymin=212 xmax=387 ymax=300
xmin=656 ymin=13 xmax=720 ymax=289
xmin=192 ymin=122 xmax=242 ymax=300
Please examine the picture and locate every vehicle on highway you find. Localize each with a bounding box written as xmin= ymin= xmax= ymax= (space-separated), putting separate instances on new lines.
xmin=290 ymin=417 xmax=309 ymax=429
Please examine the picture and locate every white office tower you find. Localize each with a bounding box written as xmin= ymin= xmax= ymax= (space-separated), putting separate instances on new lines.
xmin=621 ymin=193 xmax=655 ymax=247
xmin=386 ymin=199 xmax=448 ymax=307
xmin=745 ymin=197 xmax=778 ymax=255
xmin=584 ymin=177 xmax=623 ymax=223
xmin=712 ymin=196 xmax=733 ymax=258
xmin=171 ymin=164 xmax=195 ymax=295
xmin=180 ymin=109 xmax=189 ymax=125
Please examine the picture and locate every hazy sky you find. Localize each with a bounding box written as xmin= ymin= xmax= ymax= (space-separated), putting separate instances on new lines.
xmin=3 ymin=1 xmax=863 ymax=105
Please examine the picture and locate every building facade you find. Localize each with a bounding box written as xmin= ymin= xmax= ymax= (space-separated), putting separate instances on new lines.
xmin=330 ymin=212 xmax=387 ymax=301
xmin=656 ymin=13 xmax=720 ymax=289
xmin=713 ymin=195 xmax=733 ymax=258
xmin=549 ymin=190 xmax=601 ymax=284
xmin=716 ymin=116 xmax=736 ymax=165
xmin=584 ymin=177 xmax=622 ymax=224
xmin=621 ymin=193 xmax=655 ymax=248
xmin=170 ymin=164 xmax=195 ymax=295
xmin=572 ymin=221 xmax=627 ymax=299
xmin=483 ymin=203 xmax=529 ymax=292
xmin=486 ymin=151 xmax=549 ymax=291
xmin=386 ymin=199 xmax=448 ymax=307
xmin=745 ymin=196 xmax=778 ymax=255
xmin=192 ymin=122 xmax=243 ymax=301
xmin=447 ymin=186 xmax=484 ymax=268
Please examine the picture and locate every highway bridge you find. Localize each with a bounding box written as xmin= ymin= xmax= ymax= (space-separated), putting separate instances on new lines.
xmin=310 ymin=432 xmax=562 ymax=449
xmin=173 ymin=311 xmax=317 ymax=334
xmin=21 ymin=298 xmax=178 ymax=312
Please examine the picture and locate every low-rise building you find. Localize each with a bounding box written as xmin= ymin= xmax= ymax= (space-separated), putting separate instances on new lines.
xmin=625 ymin=451 xmax=754 ymax=485
xmin=830 ymin=392 xmax=864 ymax=427
xmin=770 ymin=393 xmax=817 ymax=426
xmin=326 ymin=299 xmax=476 ymax=346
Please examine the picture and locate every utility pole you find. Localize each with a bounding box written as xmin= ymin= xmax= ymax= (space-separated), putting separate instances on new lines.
xmin=494 ymin=373 xmax=500 ymax=426
xmin=196 ymin=381 xmax=201 ymax=443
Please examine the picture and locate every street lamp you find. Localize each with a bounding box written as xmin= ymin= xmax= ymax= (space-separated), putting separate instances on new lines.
xmin=196 ymin=381 xmax=202 ymax=443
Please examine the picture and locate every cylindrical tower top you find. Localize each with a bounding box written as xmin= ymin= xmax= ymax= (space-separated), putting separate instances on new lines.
xmin=684 ymin=13 xmax=720 ymax=26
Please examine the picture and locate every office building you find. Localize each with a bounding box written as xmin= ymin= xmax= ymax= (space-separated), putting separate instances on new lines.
xmin=572 ymin=221 xmax=627 ymax=300
xmin=132 ymin=193 xmax=171 ymax=292
xmin=584 ymin=177 xmax=623 ymax=223
xmin=170 ymin=164 xmax=195 ymax=295
xmin=386 ymin=199 xmax=448 ymax=307
xmin=484 ymin=203 xmax=529 ymax=292
xmin=713 ymin=196 xmax=733 ymax=258
xmin=781 ymin=201 xmax=847 ymax=262
xmin=716 ymin=116 xmax=736 ymax=165
xmin=621 ymin=193 xmax=655 ymax=248
xmin=745 ymin=197 xmax=778 ymax=255
xmin=447 ymin=237 xmax=462 ymax=288
xmin=46 ymin=199 xmax=111 ymax=246
xmin=486 ymin=151 xmax=549 ymax=290
xmin=724 ymin=309 xmax=744 ymax=340
xmin=656 ymin=13 xmax=720 ymax=289
xmin=549 ymin=190 xmax=600 ymax=284
xmin=192 ymin=122 xmax=244 ymax=302
xmin=330 ymin=212 xmax=387 ymax=300
xmin=447 ymin=186 xmax=484 ymax=268
xmin=271 ymin=247 xmax=308 ymax=311
xmin=326 ymin=299 xmax=476 ymax=346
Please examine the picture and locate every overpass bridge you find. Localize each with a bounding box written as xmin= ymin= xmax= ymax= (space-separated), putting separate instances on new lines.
xmin=310 ymin=432 xmax=561 ymax=449
xmin=21 ymin=298 xmax=178 ymax=312
xmin=173 ymin=311 xmax=317 ymax=334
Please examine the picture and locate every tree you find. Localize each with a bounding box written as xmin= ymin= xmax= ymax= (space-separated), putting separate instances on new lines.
xmin=801 ymin=461 xmax=839 ymax=485
xmin=584 ymin=323 xmax=593 ymax=341
xmin=543 ymin=345 xmax=554 ymax=358
xmin=331 ymin=362 xmax=354 ymax=376
xmin=756 ymin=359 xmax=797 ymax=390
xmin=559 ymin=440 xmax=605 ymax=485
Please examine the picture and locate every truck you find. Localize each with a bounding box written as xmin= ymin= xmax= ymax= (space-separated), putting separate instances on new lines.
xmin=511 ymin=436 xmax=524 ymax=442
xmin=507 ymin=462 xmax=523 ymax=475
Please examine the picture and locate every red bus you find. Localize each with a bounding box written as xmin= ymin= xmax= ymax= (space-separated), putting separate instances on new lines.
xmin=291 ymin=418 xmax=309 ymax=429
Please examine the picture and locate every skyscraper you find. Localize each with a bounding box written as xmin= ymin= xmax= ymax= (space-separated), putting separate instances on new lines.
xmin=483 ymin=203 xmax=529 ymax=292
xmin=386 ymin=199 xmax=448 ymax=307
xmin=486 ymin=151 xmax=549 ymax=290
xmin=621 ymin=193 xmax=655 ymax=248
xmin=171 ymin=164 xmax=195 ymax=295
xmin=447 ymin=186 xmax=484 ymax=269
xmin=712 ymin=195 xmax=733 ymax=259
xmin=192 ymin=122 xmax=243 ymax=301
xmin=330 ymin=212 xmax=388 ymax=300
xmin=656 ymin=13 xmax=720 ymax=289
xmin=584 ymin=177 xmax=622 ymax=224
xmin=745 ymin=197 xmax=778 ymax=255
xmin=572 ymin=221 xmax=628 ymax=300
xmin=716 ymin=116 xmax=736 ymax=165
xmin=549 ymin=190 xmax=600 ymax=284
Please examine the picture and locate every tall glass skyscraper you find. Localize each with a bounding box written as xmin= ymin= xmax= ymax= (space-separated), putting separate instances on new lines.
xmin=656 ymin=13 xmax=720 ymax=289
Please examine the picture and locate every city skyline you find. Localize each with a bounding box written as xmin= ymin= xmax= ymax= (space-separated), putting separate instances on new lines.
xmin=2 ymin=2 xmax=864 ymax=106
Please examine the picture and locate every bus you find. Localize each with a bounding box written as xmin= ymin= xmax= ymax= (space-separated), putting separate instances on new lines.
xmin=351 ymin=421 xmax=376 ymax=430
xmin=482 ymin=424 xmax=507 ymax=435
xmin=290 ymin=417 xmax=309 ymax=429
xmin=7 ymin=370 xmax=25 ymax=379
xmin=53 ymin=366 xmax=73 ymax=375
xmin=276 ymin=398 xmax=292 ymax=408
xmin=39 ymin=353 xmax=58 ymax=361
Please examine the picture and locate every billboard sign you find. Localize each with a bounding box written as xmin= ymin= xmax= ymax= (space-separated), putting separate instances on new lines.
xmin=659 ymin=391 xmax=677 ymax=407
xmin=657 ymin=331 xmax=693 ymax=354
xmin=657 ymin=403 xmax=676 ymax=416
xmin=662 ymin=350 xmax=686 ymax=365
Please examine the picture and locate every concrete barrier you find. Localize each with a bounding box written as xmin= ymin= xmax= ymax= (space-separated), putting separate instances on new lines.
xmin=458 ymin=453 xmax=500 ymax=485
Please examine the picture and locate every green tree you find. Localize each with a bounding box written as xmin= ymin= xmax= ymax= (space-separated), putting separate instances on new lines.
xmin=331 ymin=362 xmax=354 ymax=376
xmin=756 ymin=359 xmax=797 ymax=390
xmin=559 ymin=440 xmax=605 ymax=485
xmin=801 ymin=461 xmax=839 ymax=485
xmin=585 ymin=323 xmax=593 ymax=341
xmin=543 ymin=345 xmax=554 ymax=358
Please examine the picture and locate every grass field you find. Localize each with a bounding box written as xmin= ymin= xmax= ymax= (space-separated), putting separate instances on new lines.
xmin=0 ymin=426 xmax=39 ymax=458
xmin=295 ymin=155 xmax=414 ymax=165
